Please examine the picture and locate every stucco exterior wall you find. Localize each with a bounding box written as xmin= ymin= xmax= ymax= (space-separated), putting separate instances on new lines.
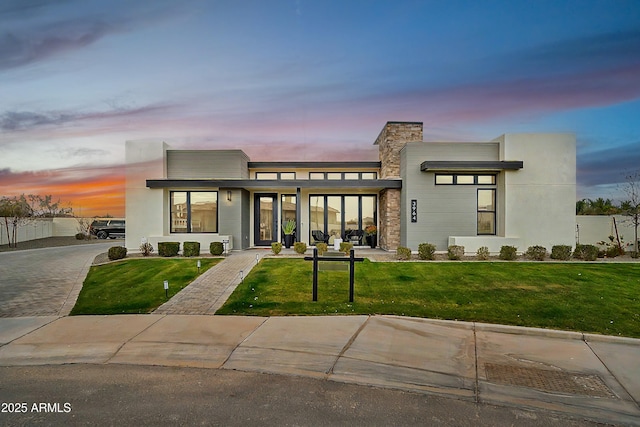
xmin=400 ymin=142 xmax=500 ymax=250
xmin=0 ymin=218 xmax=52 ymax=245
xmin=125 ymin=141 xmax=236 ymax=252
xmin=576 ymin=215 xmax=638 ymax=251
xmin=167 ymin=150 xmax=249 ymax=179
xmin=219 ymin=188 xmax=250 ymax=249
xmin=125 ymin=140 xmax=168 ymax=251
xmin=499 ymin=133 xmax=576 ymax=251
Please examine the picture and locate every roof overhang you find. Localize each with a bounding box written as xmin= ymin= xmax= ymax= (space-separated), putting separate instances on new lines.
xmin=420 ymin=161 xmax=523 ymax=172
xmin=146 ymin=179 xmax=401 ymax=190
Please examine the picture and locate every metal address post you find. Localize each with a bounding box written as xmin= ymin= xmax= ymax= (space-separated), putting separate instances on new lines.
xmin=304 ymin=248 xmax=364 ymax=302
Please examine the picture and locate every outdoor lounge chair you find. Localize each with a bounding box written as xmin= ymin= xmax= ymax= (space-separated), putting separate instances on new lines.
xmin=346 ymin=229 xmax=364 ymax=245
xmin=311 ymin=230 xmax=330 ymax=244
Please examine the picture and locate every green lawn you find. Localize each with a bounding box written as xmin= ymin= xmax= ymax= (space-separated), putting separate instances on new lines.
xmin=70 ymin=258 xmax=221 ymax=315
xmin=217 ymin=259 xmax=640 ymax=338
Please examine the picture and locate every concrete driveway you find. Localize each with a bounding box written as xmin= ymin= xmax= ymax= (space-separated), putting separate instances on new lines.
xmin=0 ymin=242 xmax=113 ymax=317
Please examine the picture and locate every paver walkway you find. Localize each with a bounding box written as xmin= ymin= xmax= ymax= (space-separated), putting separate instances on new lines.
xmin=0 ymin=243 xmax=114 ymax=317
xmin=154 ymin=249 xmax=269 ymax=315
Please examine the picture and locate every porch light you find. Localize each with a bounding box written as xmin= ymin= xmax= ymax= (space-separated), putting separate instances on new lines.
xmin=227 ymin=190 xmax=232 ymax=201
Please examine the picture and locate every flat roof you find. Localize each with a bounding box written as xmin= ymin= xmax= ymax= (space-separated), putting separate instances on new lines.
xmin=420 ymin=161 xmax=523 ymax=171
xmin=146 ymin=179 xmax=401 ymax=189
xmin=247 ymin=161 xmax=380 ymax=169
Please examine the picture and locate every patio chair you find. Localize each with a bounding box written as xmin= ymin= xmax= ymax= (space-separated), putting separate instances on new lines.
xmin=311 ymin=230 xmax=330 ymax=244
xmin=346 ymin=229 xmax=364 ymax=245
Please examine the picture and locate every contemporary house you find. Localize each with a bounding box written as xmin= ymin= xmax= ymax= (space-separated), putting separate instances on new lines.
xmin=125 ymin=121 xmax=576 ymax=253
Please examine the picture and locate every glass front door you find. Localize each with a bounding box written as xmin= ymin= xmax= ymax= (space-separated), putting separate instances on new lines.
xmin=255 ymin=194 xmax=278 ymax=246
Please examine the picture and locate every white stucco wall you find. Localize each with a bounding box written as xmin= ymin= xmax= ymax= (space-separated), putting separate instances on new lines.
xmin=125 ymin=140 xmax=168 ymax=251
xmin=0 ymin=218 xmax=52 ymax=245
xmin=124 ymin=141 xmax=235 ymax=253
xmin=499 ymin=133 xmax=576 ymax=251
xmin=576 ymin=215 xmax=638 ymax=251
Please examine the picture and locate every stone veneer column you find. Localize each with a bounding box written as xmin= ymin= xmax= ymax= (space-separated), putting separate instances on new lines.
xmin=375 ymin=122 xmax=423 ymax=250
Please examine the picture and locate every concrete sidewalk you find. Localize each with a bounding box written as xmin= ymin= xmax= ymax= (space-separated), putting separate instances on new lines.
xmin=0 ymin=315 xmax=638 ymax=426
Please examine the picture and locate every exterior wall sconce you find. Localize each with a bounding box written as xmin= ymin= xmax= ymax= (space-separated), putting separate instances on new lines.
xmin=227 ymin=190 xmax=232 ymax=202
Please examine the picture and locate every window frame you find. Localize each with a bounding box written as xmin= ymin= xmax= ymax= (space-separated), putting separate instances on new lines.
xmin=435 ymin=173 xmax=496 ymax=185
xmin=255 ymin=172 xmax=296 ymax=180
xmin=308 ymin=194 xmax=377 ymax=244
xmin=170 ymin=190 xmax=219 ymax=234
xmin=477 ymin=188 xmax=496 ymax=235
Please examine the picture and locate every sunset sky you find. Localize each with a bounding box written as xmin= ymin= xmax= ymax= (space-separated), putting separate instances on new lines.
xmin=1 ymin=0 xmax=639 ymax=217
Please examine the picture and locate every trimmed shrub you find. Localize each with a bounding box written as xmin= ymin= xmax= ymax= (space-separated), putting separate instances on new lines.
xmin=396 ymin=246 xmax=412 ymax=260
xmin=75 ymin=232 xmax=87 ymax=240
xmin=108 ymin=246 xmax=127 ymax=261
xmin=525 ymin=245 xmax=547 ymax=261
xmin=476 ymin=246 xmax=490 ymax=261
xmin=447 ymin=245 xmax=464 ymax=260
xmin=418 ymin=243 xmax=436 ymax=260
xmin=158 ymin=242 xmax=180 ymax=257
xmin=340 ymin=241 xmax=354 ymax=254
xmin=606 ymin=246 xmax=624 ymax=258
xmin=210 ymin=242 xmax=224 ymax=256
xmin=573 ymin=244 xmax=598 ymax=261
xmin=271 ymin=242 xmax=282 ymax=255
xmin=139 ymin=242 xmax=154 ymax=256
xmin=294 ymin=241 xmax=307 ymax=254
xmin=183 ymin=241 xmax=200 ymax=257
xmin=550 ymin=245 xmax=572 ymax=260
xmin=316 ymin=243 xmax=328 ymax=255
xmin=499 ymin=245 xmax=518 ymax=261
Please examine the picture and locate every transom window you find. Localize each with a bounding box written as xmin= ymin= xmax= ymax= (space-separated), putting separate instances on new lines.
xmin=170 ymin=191 xmax=218 ymax=233
xmin=435 ymin=174 xmax=496 ymax=185
xmin=255 ymin=172 xmax=296 ymax=180
xmin=308 ymin=172 xmax=377 ymax=180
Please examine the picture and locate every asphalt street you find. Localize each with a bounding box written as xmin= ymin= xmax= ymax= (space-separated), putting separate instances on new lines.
xmin=1 ymin=243 xmax=638 ymax=426
xmin=0 ymin=365 xmax=601 ymax=427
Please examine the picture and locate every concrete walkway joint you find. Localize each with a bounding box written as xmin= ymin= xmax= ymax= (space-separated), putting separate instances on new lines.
xmin=1 ymin=315 xmax=639 ymax=426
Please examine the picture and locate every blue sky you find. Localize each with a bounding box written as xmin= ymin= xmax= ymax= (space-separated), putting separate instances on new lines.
xmin=1 ymin=0 xmax=639 ymax=215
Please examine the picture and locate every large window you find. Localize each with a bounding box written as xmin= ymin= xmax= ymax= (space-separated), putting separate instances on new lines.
xmin=170 ymin=191 xmax=218 ymax=233
xmin=309 ymin=195 xmax=377 ymax=244
xmin=477 ymin=189 xmax=496 ymax=235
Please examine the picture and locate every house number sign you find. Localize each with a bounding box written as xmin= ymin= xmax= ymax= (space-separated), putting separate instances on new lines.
xmin=411 ymin=199 xmax=418 ymax=222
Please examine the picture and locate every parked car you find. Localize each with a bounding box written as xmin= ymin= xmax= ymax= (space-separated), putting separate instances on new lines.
xmin=90 ymin=219 xmax=125 ymax=239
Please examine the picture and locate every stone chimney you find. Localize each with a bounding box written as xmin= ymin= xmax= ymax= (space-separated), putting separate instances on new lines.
xmin=374 ymin=122 xmax=423 ymax=250
xmin=375 ymin=121 xmax=423 ymax=178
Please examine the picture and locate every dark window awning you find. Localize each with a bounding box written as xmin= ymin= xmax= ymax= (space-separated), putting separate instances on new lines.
xmin=146 ymin=179 xmax=401 ymax=190
xmin=420 ymin=161 xmax=523 ymax=172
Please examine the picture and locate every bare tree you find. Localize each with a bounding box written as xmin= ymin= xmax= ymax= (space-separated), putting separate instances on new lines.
xmin=620 ymin=171 xmax=640 ymax=257
xmin=27 ymin=194 xmax=73 ymax=217
xmin=0 ymin=195 xmax=33 ymax=248
xmin=76 ymin=217 xmax=93 ymax=240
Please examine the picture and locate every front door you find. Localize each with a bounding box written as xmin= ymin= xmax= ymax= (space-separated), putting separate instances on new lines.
xmin=255 ymin=194 xmax=278 ymax=246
